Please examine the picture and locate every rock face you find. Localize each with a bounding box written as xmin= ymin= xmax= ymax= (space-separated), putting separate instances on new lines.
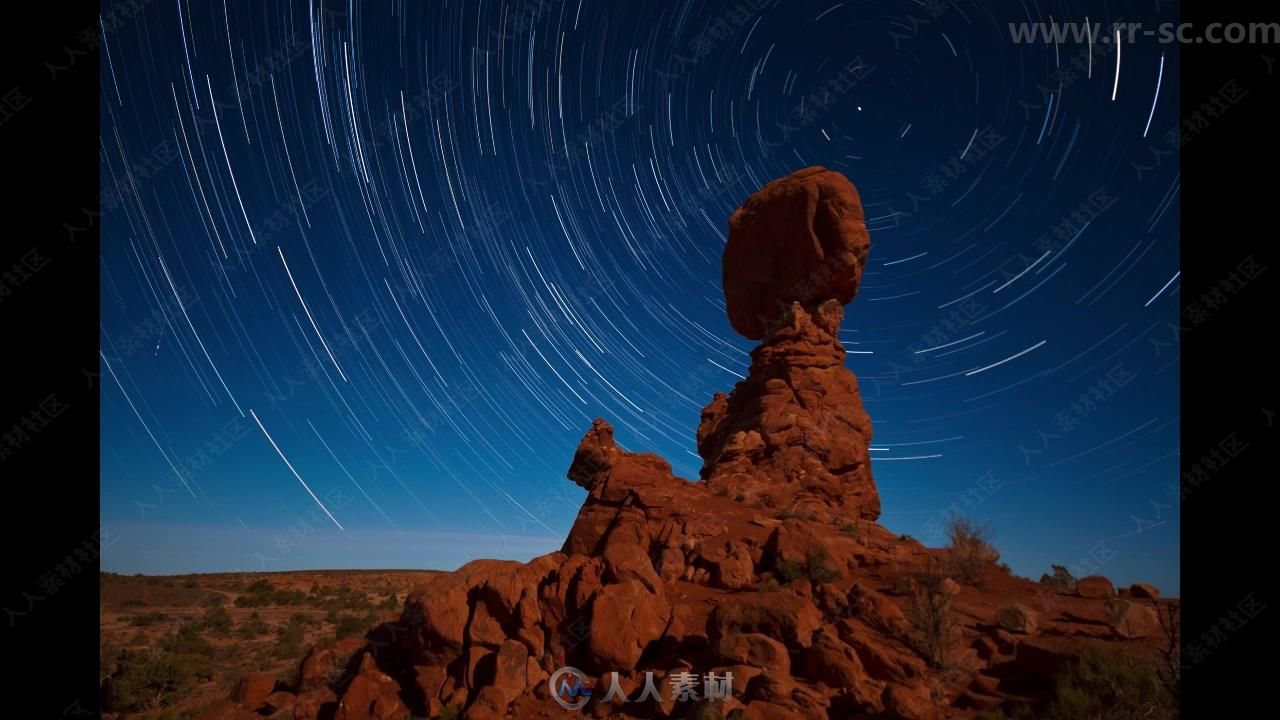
xmin=723 ymin=166 xmax=871 ymax=340
xmin=222 ymin=168 xmax=1175 ymax=720
xmin=701 ymin=166 xmax=880 ymax=521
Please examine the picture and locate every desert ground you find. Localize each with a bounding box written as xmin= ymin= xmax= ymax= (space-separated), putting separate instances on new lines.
xmin=100 ymin=569 xmax=438 ymax=719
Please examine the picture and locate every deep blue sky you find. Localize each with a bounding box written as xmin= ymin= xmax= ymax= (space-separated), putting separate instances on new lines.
xmin=100 ymin=0 xmax=1180 ymax=594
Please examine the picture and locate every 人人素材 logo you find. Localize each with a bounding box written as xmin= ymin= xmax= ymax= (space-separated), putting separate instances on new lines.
xmin=549 ymin=667 xmax=733 ymax=710
xmin=549 ymin=666 xmax=592 ymax=711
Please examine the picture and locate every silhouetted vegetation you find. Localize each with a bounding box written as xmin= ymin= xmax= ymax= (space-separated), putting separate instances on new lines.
xmin=905 ymin=563 xmax=955 ymax=668
xmin=104 ymin=624 xmax=217 ymax=713
xmin=974 ymin=649 xmax=1176 ymax=719
xmin=1039 ymin=564 xmax=1079 ymax=590
xmin=945 ymin=516 xmax=1000 ymax=585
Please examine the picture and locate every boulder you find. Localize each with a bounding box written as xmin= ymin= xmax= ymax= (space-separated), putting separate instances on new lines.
xmin=333 ymin=654 xmax=408 ymax=720
xmin=1106 ymin=599 xmax=1161 ymax=639
xmin=1130 ymin=582 xmax=1160 ymax=600
xmin=995 ymin=603 xmax=1040 ymax=635
xmin=724 ymin=166 xmax=871 ymax=339
xmin=587 ymin=579 xmax=671 ymax=669
xmin=231 ymin=672 xmax=277 ymax=710
xmin=1077 ymin=575 xmax=1114 ymax=599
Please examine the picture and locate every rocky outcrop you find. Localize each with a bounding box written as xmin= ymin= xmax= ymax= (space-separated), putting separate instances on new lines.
xmin=222 ymin=167 xmax=1175 ymax=720
xmin=700 ymin=167 xmax=880 ymax=522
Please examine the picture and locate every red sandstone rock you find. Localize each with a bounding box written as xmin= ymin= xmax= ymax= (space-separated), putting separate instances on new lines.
xmin=261 ymin=691 xmax=296 ymax=715
xmin=297 ymin=636 xmax=365 ymax=692
xmin=292 ymin=687 xmax=337 ymax=720
xmin=1130 ymin=582 xmax=1160 ymax=599
xmin=587 ymin=578 xmax=671 ymax=669
xmin=334 ymin=653 xmax=408 ymax=720
xmin=1106 ymin=598 xmax=1162 ymax=639
xmin=193 ymin=700 xmax=259 ymax=720
xmin=231 ymin=671 xmax=277 ymax=709
xmin=724 ymin=166 xmax=871 ymax=340
xmin=275 ymin=167 xmax=1177 ymax=720
xmin=1077 ymin=575 xmax=1115 ymax=598
xmin=995 ymin=603 xmax=1040 ymax=635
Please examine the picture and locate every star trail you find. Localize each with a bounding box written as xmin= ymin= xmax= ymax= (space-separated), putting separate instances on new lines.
xmin=100 ymin=0 xmax=1180 ymax=593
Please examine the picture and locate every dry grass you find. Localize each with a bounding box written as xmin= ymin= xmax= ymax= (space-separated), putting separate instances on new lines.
xmin=945 ymin=516 xmax=1000 ymax=586
xmin=905 ymin=561 xmax=956 ymax=668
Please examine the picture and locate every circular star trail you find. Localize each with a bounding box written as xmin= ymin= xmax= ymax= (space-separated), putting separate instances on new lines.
xmin=100 ymin=0 xmax=1180 ymax=592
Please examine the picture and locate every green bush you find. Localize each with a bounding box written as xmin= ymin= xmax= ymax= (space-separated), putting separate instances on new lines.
xmin=436 ymin=704 xmax=462 ymax=720
xmin=976 ymin=649 xmax=1176 ymax=719
xmin=238 ymin=612 xmax=268 ymax=639
xmin=108 ymin=649 xmax=210 ymax=712
xmin=774 ymin=548 xmax=842 ymax=586
xmin=1043 ymin=649 xmax=1175 ymax=719
xmin=246 ymin=579 xmax=275 ymax=593
xmin=273 ymin=616 xmax=307 ymax=659
xmin=162 ymin=623 xmax=216 ymax=658
xmin=200 ymin=604 xmax=233 ymax=634
xmin=128 ymin=612 xmax=168 ymax=627
xmin=334 ymin=613 xmax=371 ymax=639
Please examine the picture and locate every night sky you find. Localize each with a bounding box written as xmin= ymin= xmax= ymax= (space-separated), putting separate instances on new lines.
xmin=100 ymin=0 xmax=1180 ymax=594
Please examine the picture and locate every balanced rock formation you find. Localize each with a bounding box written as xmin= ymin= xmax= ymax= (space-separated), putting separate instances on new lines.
xmin=701 ymin=167 xmax=880 ymax=521
xmin=222 ymin=167 xmax=1177 ymax=720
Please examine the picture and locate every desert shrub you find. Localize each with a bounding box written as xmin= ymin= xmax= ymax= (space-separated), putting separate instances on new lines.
xmin=200 ymin=604 xmax=233 ymax=635
xmin=128 ymin=611 xmax=169 ymax=627
xmin=273 ymin=616 xmax=307 ymax=659
xmin=945 ymin=516 xmax=1000 ymax=585
xmin=277 ymin=589 xmax=309 ymax=605
xmin=775 ymin=548 xmax=842 ymax=586
xmin=325 ymin=646 xmax=360 ymax=687
xmin=757 ymin=578 xmax=781 ymax=593
xmin=121 ymin=598 xmax=148 ymax=608
xmin=334 ymin=613 xmax=371 ymax=639
xmin=436 ymin=704 xmax=462 ymax=720
xmin=1042 ymin=649 xmax=1175 ymax=719
xmin=775 ymin=509 xmax=817 ymax=521
xmin=1154 ymin=600 xmax=1181 ymax=706
xmin=1039 ymin=564 xmax=1078 ymax=590
xmin=183 ymin=578 xmax=198 ymax=588
xmin=836 ymin=519 xmax=859 ymax=535
xmin=898 ymin=534 xmax=916 ymax=542
xmin=246 ymin=579 xmax=274 ymax=593
xmin=714 ymin=484 xmax=731 ymax=496
xmin=108 ymin=649 xmax=210 ymax=712
xmin=380 ymin=591 xmax=400 ymax=611
xmin=905 ymin=564 xmax=955 ymax=668
xmin=238 ymin=611 xmax=268 ymax=639
xmin=734 ymin=493 xmax=746 ymax=502
xmin=162 ymin=623 xmax=216 ymax=658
